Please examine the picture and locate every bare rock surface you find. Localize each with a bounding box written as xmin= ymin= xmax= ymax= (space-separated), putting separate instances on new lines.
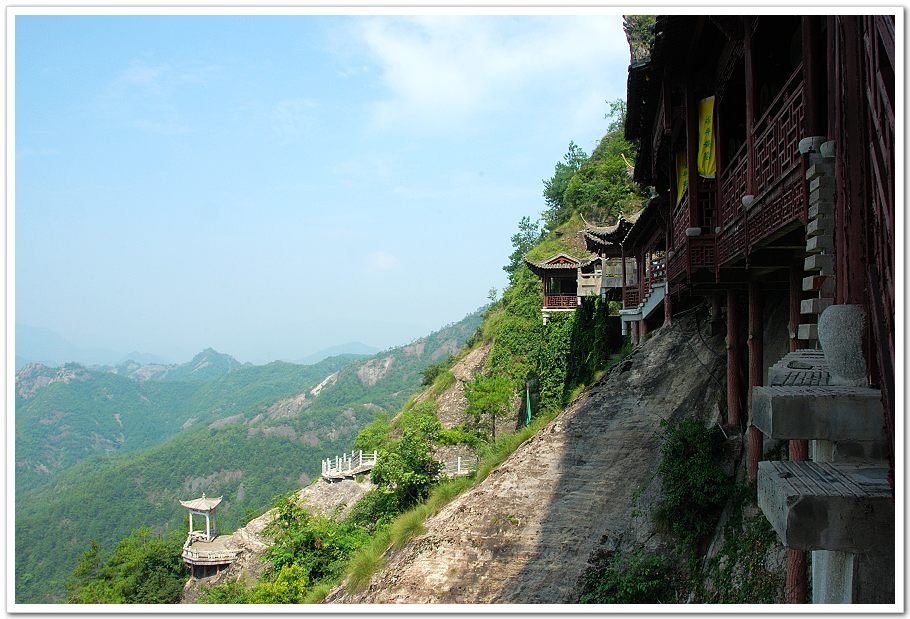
xmin=327 ymin=315 xmax=724 ymax=604
xmin=414 ymin=342 xmax=491 ymax=429
xmin=180 ymin=478 xmax=373 ymax=603
xmin=357 ymin=356 xmax=394 ymax=387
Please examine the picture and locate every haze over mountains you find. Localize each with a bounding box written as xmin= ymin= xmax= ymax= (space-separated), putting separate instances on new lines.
xmin=15 ymin=323 xmax=380 ymax=370
xmin=15 ymin=309 xmax=483 ymax=603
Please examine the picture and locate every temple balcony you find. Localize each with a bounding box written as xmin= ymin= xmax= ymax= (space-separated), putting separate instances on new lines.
xmin=717 ymin=64 xmax=808 ymax=267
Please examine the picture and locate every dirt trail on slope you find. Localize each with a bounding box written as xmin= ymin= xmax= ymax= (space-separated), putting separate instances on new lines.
xmin=328 ymin=314 xmax=725 ymax=603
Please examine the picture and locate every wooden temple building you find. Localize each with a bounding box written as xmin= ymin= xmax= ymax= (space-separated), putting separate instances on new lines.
xmin=601 ymin=14 xmax=896 ymax=603
xmin=179 ymin=493 xmax=239 ymax=578
xmin=524 ymin=219 xmax=634 ymax=323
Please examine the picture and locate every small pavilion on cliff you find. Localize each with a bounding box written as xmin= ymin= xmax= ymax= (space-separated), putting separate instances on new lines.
xmin=179 ymin=493 xmax=239 ymax=578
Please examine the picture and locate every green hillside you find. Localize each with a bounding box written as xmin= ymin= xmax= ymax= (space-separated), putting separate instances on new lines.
xmin=15 ymin=309 xmax=483 ymax=603
xmin=15 ymin=354 xmax=357 ymax=495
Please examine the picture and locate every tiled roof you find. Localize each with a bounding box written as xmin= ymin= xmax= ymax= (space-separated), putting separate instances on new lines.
xmin=180 ymin=494 xmax=223 ymax=511
xmin=524 ymin=252 xmax=598 ymax=275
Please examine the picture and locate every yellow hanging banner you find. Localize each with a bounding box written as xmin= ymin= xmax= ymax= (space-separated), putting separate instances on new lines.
xmin=697 ymin=96 xmax=716 ymax=179
xmin=676 ymin=151 xmax=688 ymax=205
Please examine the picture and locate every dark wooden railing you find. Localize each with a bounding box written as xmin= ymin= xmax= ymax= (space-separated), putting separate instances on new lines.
xmin=649 ymin=257 xmax=667 ymax=283
xmin=544 ymin=294 xmax=577 ymax=309
xmin=673 ymin=194 xmax=688 ymax=251
xmin=717 ymin=64 xmax=806 ymax=265
xmin=623 ymin=287 xmax=640 ymax=308
xmin=753 ymin=65 xmax=805 ymax=197
xmin=719 ymin=144 xmax=748 ymax=229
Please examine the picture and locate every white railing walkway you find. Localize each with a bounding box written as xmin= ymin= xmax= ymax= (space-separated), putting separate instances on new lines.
xmin=321 ymin=449 xmax=378 ymax=480
xmin=320 ymin=450 xmax=479 ymax=481
xmin=440 ymin=456 xmax=479 ymax=478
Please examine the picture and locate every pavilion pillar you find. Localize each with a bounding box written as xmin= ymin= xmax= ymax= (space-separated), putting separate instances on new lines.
xmin=725 ymin=289 xmax=741 ymax=427
xmin=639 ymin=318 xmax=649 ymax=341
xmin=747 ymin=281 xmax=763 ymax=482
xmin=189 ymin=512 xmax=193 ymax=534
xmin=631 ymin=321 xmax=640 ymax=347
xmin=621 ymin=246 xmax=628 ymax=302
xmin=664 ymin=287 xmax=672 ymax=326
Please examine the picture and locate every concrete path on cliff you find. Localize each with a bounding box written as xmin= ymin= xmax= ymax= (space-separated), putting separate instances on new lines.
xmin=328 ymin=312 xmax=726 ymax=603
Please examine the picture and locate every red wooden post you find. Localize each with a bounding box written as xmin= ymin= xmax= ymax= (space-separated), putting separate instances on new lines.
xmin=686 ymin=81 xmax=700 ymax=229
xmin=640 ymin=319 xmax=649 ymax=340
xmin=726 ymin=289 xmax=741 ymax=427
xmin=743 ymin=17 xmax=756 ymax=196
xmin=788 ymin=262 xmax=809 ymax=460
xmin=631 ymin=321 xmax=640 ymax=347
xmin=664 ymin=286 xmax=672 ymax=326
xmin=621 ymin=245 xmax=628 ymax=301
xmin=747 ymin=280 xmax=763 ymax=482
xmin=801 ymin=16 xmax=823 ymax=136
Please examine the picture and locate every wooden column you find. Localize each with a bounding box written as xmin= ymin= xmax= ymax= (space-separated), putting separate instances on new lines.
xmin=664 ymin=287 xmax=673 ymax=326
xmin=686 ymin=81 xmax=700 ymax=228
xmin=743 ymin=17 xmax=756 ymax=195
xmin=189 ymin=512 xmax=193 ymax=534
xmin=726 ymin=289 xmax=741 ymax=427
xmin=631 ymin=321 xmax=640 ymax=347
xmin=836 ymin=16 xmax=867 ymax=306
xmin=640 ymin=318 xmax=649 ymax=340
xmin=621 ymin=246 xmax=628 ymax=304
xmin=801 ymin=16 xmax=823 ymax=136
xmin=747 ymin=281 xmax=763 ymax=482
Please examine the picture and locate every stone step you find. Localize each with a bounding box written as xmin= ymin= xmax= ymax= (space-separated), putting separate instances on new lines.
xmin=801 ymin=296 xmax=833 ymax=316
xmin=806 ymin=217 xmax=830 ymax=237
xmin=752 ymin=385 xmax=884 ymax=441
xmin=808 ymin=202 xmax=834 ymax=220
xmin=757 ymin=460 xmax=892 ymax=552
xmin=806 ymin=162 xmax=834 ymax=181
xmin=809 ymin=176 xmax=835 ymax=193
xmin=798 ymin=323 xmax=819 ymax=340
xmin=805 ymin=253 xmax=833 ymax=273
xmin=806 ymin=234 xmax=833 ymax=253
xmin=802 ymin=274 xmax=834 ymax=295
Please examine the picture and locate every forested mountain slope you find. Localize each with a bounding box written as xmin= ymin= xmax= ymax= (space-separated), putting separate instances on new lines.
xmin=15 ymin=309 xmax=483 ymax=603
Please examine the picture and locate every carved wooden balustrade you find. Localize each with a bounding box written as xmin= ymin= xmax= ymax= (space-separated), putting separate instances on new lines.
xmin=718 ymin=64 xmax=807 ymax=265
xmin=544 ymin=294 xmax=577 ymax=309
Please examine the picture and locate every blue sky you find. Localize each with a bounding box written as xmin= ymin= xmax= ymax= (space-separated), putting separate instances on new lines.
xmin=15 ymin=13 xmax=631 ymax=364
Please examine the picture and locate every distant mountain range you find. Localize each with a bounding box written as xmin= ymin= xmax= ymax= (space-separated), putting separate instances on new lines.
xmin=294 ymin=341 xmax=380 ymax=366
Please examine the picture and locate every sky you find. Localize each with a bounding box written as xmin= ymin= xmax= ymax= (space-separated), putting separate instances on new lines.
xmin=14 ymin=12 xmax=631 ymax=364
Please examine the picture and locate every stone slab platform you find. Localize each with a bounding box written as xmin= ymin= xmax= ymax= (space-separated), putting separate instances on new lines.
xmin=758 ymin=460 xmax=892 ymax=553
xmin=752 ymin=385 xmax=884 ymax=441
xmin=768 ymin=349 xmax=829 ymax=387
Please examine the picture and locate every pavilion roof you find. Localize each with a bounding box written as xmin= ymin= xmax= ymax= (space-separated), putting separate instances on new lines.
xmin=523 ymin=253 xmax=597 ymax=278
xmin=180 ymin=494 xmax=223 ymax=511
xmin=583 ymin=211 xmax=642 ymax=252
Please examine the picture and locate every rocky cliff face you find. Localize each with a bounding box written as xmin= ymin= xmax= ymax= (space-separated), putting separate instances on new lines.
xmin=327 ymin=313 xmax=726 ymax=603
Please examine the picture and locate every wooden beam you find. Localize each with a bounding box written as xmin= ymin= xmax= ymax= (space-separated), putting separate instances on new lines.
xmin=726 ymin=289 xmax=742 ymax=427
xmin=747 ymin=281 xmax=763 ymax=483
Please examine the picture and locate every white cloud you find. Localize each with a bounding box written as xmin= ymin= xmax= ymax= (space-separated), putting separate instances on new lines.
xmin=366 ymin=250 xmax=399 ymax=272
xmin=348 ymin=15 xmax=629 ymax=132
